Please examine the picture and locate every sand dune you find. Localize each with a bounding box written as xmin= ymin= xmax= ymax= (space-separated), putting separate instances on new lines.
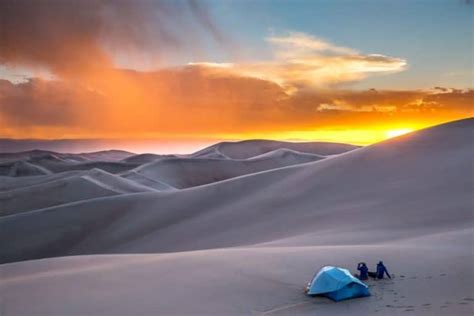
xmin=1 ymin=228 xmax=472 ymax=315
xmin=77 ymin=150 xmax=135 ymax=161
xmin=120 ymin=171 xmax=177 ymax=191
xmin=0 ymin=150 xmax=80 ymax=163
xmin=247 ymin=148 xmax=326 ymax=161
xmin=0 ymin=169 xmax=154 ymax=217
xmin=0 ymin=160 xmax=51 ymax=177
xmin=0 ymin=139 xmax=138 ymax=155
xmin=0 ymin=170 xmax=83 ymax=192
xmin=0 ymin=158 xmax=140 ymax=176
xmin=24 ymin=153 xmax=140 ymax=174
xmin=191 ymin=148 xmax=230 ymax=159
xmin=0 ymin=150 xmax=140 ymax=176
xmin=0 ymin=119 xmax=472 ymax=315
xmin=192 ymin=139 xmax=359 ymax=159
xmin=0 ymin=118 xmax=471 ymax=263
xmin=0 ymin=149 xmax=134 ymax=163
xmin=121 ymin=153 xmax=169 ymax=164
xmin=125 ymin=149 xmax=324 ymax=189
xmin=41 ymin=160 xmax=140 ymax=174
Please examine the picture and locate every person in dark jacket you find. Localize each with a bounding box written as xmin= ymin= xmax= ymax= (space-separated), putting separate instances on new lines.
xmin=357 ymin=262 xmax=369 ymax=280
xmin=375 ymin=261 xmax=391 ymax=279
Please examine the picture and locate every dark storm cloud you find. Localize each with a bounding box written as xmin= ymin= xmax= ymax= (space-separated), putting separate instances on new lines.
xmin=0 ymin=79 xmax=104 ymax=127
xmin=0 ymin=0 xmax=226 ymax=76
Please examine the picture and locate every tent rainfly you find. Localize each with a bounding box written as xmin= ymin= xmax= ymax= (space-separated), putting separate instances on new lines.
xmin=305 ymin=266 xmax=370 ymax=301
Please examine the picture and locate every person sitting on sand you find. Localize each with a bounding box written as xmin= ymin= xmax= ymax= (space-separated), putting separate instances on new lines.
xmin=356 ymin=262 xmax=369 ymax=280
xmin=375 ymin=261 xmax=391 ymax=279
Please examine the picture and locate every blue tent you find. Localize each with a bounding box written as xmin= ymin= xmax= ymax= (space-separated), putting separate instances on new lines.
xmin=305 ymin=266 xmax=370 ymax=301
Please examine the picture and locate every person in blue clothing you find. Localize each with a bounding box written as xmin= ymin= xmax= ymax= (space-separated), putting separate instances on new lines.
xmin=375 ymin=261 xmax=391 ymax=279
xmin=356 ymin=262 xmax=369 ymax=280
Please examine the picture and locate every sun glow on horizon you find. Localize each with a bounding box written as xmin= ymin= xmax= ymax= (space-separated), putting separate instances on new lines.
xmin=385 ymin=128 xmax=414 ymax=139
xmin=216 ymin=125 xmax=423 ymax=147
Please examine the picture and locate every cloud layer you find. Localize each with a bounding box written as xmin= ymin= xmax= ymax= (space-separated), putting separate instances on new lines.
xmin=193 ymin=32 xmax=406 ymax=93
xmin=0 ymin=0 xmax=225 ymax=77
xmin=0 ymin=2 xmax=471 ymax=144
xmin=0 ymin=69 xmax=471 ymax=142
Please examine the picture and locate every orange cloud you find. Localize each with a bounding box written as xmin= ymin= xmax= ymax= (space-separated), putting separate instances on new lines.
xmin=0 ymin=3 xmax=469 ymax=146
xmin=192 ymin=32 xmax=407 ymax=93
xmin=0 ymin=68 xmax=471 ymax=144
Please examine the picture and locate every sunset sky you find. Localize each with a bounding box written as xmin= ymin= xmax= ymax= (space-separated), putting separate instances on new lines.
xmin=0 ymin=0 xmax=472 ymax=153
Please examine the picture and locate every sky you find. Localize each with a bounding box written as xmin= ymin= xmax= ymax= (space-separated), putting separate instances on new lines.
xmin=0 ymin=0 xmax=472 ymax=153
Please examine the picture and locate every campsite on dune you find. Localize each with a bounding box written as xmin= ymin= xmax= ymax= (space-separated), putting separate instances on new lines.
xmin=1 ymin=1 xmax=472 ymax=315
xmin=0 ymin=118 xmax=472 ymax=315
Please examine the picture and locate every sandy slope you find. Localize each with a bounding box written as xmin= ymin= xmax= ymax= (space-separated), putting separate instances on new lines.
xmin=0 ymin=139 xmax=137 ymax=155
xmin=121 ymin=171 xmax=177 ymax=191
xmin=125 ymin=149 xmax=324 ymax=189
xmin=0 ymin=118 xmax=471 ymax=262
xmin=77 ymin=150 xmax=135 ymax=161
xmin=121 ymin=153 xmax=176 ymax=164
xmin=0 ymin=169 xmax=155 ymax=217
xmin=0 ymin=149 xmax=134 ymax=163
xmin=22 ymin=155 xmax=140 ymax=174
xmin=0 ymin=171 xmax=83 ymax=191
xmin=38 ymin=160 xmax=140 ymax=174
xmin=0 ymin=160 xmax=51 ymax=177
xmin=246 ymin=148 xmax=325 ymax=161
xmin=1 ymin=228 xmax=472 ymax=316
xmin=191 ymin=139 xmax=358 ymax=159
xmin=0 ymin=119 xmax=472 ymax=315
xmin=0 ymin=150 xmax=139 ymax=176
